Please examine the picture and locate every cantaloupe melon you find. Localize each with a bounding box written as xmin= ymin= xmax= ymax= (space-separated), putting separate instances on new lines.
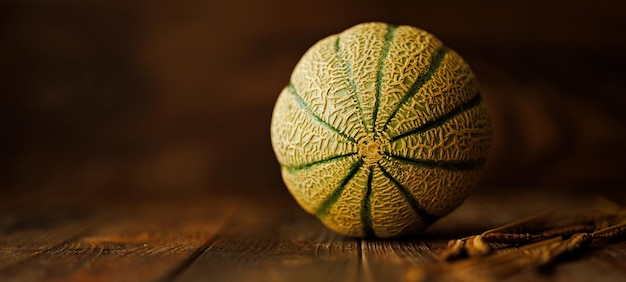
xmin=270 ymin=22 xmax=492 ymax=238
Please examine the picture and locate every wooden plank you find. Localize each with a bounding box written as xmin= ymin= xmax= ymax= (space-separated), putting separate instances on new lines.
xmin=497 ymin=242 xmax=626 ymax=282
xmin=359 ymin=239 xmax=436 ymax=282
xmin=360 ymin=190 xmax=626 ymax=282
xmin=358 ymin=194 xmax=495 ymax=282
xmin=0 ymin=200 xmax=109 ymax=268
xmin=0 ymin=197 xmax=237 ymax=282
xmin=175 ymin=192 xmax=360 ymax=282
xmin=2 ymin=190 xmax=625 ymax=281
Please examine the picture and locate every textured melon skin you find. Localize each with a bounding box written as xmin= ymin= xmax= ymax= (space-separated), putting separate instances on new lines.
xmin=270 ymin=22 xmax=492 ymax=238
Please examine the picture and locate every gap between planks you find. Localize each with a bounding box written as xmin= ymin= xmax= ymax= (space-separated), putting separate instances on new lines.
xmin=0 ymin=197 xmax=239 ymax=282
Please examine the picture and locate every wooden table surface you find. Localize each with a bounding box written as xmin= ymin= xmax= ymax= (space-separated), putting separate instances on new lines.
xmin=2 ymin=0 xmax=625 ymax=281
xmin=1 ymin=188 xmax=625 ymax=282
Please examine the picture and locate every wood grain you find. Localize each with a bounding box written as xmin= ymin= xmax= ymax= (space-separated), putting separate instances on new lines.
xmin=0 ymin=198 xmax=237 ymax=282
xmin=0 ymin=202 xmax=105 ymax=269
xmin=0 ymin=191 xmax=626 ymax=281
xmin=175 ymin=194 xmax=360 ymax=282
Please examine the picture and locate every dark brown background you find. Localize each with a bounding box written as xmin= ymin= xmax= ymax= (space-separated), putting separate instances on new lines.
xmin=2 ymin=0 xmax=625 ymax=200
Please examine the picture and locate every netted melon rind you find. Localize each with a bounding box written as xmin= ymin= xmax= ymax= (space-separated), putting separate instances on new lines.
xmin=270 ymin=22 xmax=492 ymax=238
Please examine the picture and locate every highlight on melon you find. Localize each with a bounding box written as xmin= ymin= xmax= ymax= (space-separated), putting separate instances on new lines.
xmin=270 ymin=22 xmax=492 ymax=238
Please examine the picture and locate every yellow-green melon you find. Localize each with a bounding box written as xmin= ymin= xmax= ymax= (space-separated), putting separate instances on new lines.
xmin=270 ymin=22 xmax=492 ymax=238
